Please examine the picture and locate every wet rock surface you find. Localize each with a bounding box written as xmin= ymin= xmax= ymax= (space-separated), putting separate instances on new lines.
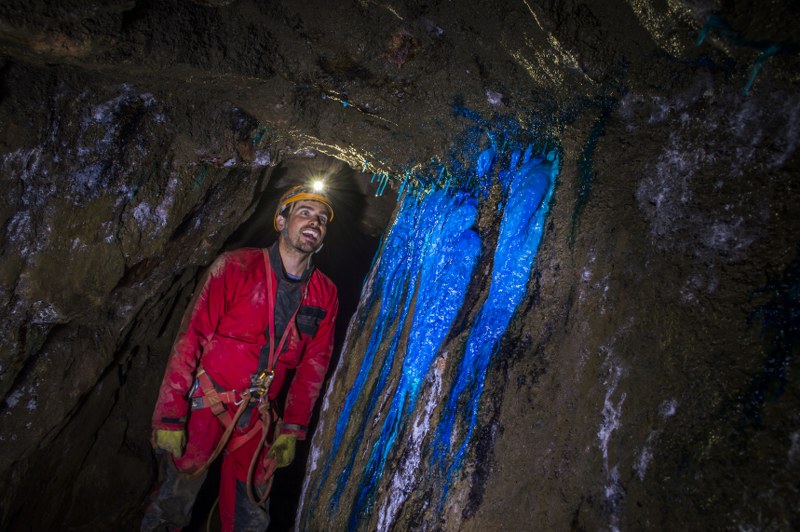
xmin=0 ymin=0 xmax=798 ymax=530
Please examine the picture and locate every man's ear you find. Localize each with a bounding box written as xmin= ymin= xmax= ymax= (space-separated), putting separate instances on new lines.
xmin=276 ymin=214 xmax=286 ymax=231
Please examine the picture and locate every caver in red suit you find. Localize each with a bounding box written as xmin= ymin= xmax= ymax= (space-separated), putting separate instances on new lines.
xmin=142 ymin=185 xmax=338 ymax=532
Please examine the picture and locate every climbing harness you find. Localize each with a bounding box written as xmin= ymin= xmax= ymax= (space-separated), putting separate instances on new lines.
xmin=180 ymin=249 xmax=307 ymax=507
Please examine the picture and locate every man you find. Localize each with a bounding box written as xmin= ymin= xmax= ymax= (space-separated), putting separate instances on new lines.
xmin=142 ymin=183 xmax=338 ymax=531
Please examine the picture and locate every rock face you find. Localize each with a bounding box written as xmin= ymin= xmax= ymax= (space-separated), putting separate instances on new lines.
xmin=0 ymin=0 xmax=798 ymax=530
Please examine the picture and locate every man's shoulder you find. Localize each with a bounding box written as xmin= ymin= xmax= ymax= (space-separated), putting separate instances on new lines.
xmin=213 ymin=247 xmax=264 ymax=273
xmin=222 ymin=247 xmax=264 ymax=261
xmin=310 ymin=267 xmax=337 ymax=295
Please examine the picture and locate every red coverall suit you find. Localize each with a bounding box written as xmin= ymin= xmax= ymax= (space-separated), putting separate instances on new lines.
xmin=144 ymin=244 xmax=337 ymax=531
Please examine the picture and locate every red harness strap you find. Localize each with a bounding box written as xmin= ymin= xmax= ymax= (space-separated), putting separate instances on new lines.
xmin=191 ymin=368 xmax=267 ymax=455
xmin=195 ymin=369 xmax=233 ymax=421
xmin=262 ymin=248 xmax=307 ymax=373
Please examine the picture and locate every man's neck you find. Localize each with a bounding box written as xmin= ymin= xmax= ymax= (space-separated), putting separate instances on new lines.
xmin=278 ymin=239 xmax=312 ymax=277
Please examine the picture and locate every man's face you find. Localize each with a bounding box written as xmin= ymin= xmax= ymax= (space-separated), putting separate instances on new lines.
xmin=277 ymin=199 xmax=329 ymax=254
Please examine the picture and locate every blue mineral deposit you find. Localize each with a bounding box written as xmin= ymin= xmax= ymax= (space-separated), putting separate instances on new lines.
xmin=348 ymin=190 xmax=481 ymax=527
xmin=312 ymin=129 xmax=559 ymax=526
xmin=321 ymin=189 xmax=480 ymax=515
xmin=431 ymin=146 xmax=558 ymax=504
xmin=696 ymin=14 xmax=792 ymax=95
xmin=570 ymin=99 xmax=613 ymax=247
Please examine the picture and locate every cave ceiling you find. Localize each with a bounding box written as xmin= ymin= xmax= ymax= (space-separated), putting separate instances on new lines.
xmin=1 ymin=0 xmax=794 ymax=173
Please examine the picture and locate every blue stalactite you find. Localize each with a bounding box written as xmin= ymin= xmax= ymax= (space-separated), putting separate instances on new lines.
xmin=324 ymin=196 xmax=420 ymax=511
xmin=317 ymin=189 xmax=481 ymax=517
xmin=430 ymin=146 xmax=558 ymax=504
xmin=311 ymin=120 xmax=559 ymax=528
xmin=347 ymin=191 xmax=480 ymax=527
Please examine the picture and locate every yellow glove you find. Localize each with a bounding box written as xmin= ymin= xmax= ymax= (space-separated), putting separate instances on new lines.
xmin=153 ymin=429 xmax=186 ymax=458
xmin=269 ymin=434 xmax=297 ymax=468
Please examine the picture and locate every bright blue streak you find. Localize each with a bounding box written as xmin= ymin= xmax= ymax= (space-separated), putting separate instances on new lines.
xmin=321 ymin=190 xmax=480 ymax=517
xmin=348 ymin=191 xmax=480 ymax=526
xmin=319 ymin=196 xmax=419 ymax=512
xmin=311 ymin=131 xmax=558 ymax=526
xmin=477 ymin=147 xmax=495 ymax=178
xmin=431 ymin=146 xmax=558 ymax=503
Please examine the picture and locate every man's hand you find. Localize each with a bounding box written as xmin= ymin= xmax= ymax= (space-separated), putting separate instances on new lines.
xmin=269 ymin=434 xmax=297 ymax=468
xmin=153 ymin=429 xmax=186 ymax=458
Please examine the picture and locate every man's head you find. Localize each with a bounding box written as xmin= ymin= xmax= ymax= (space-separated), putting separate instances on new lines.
xmin=274 ymin=184 xmax=334 ymax=254
xmin=273 ymin=184 xmax=335 ymax=230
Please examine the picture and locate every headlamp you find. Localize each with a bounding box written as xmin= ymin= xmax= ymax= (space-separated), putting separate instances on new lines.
xmin=273 ymin=182 xmax=335 ymax=230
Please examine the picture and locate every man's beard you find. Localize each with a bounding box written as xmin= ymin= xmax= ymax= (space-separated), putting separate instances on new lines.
xmin=284 ymin=228 xmax=319 ymax=254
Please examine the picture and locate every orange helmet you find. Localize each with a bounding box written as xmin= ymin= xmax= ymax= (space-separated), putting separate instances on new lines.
xmin=273 ymin=183 xmax=335 ymax=231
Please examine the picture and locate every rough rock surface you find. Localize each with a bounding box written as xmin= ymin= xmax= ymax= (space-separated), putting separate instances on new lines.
xmin=0 ymin=0 xmax=797 ymax=530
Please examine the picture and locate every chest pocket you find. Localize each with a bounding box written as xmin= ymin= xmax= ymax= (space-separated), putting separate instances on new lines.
xmin=295 ymin=305 xmax=327 ymax=338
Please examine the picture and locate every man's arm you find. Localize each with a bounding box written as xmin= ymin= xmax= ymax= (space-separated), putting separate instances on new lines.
xmin=282 ymin=284 xmax=339 ymax=440
xmin=151 ymin=254 xmax=232 ymax=432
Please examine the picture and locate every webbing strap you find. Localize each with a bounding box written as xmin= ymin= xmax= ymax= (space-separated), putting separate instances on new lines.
xmin=181 ymin=388 xmax=255 ymax=481
xmin=196 ymin=369 xmax=232 ymax=425
xmin=227 ymin=403 xmax=276 ymax=454
xmin=261 ymin=249 xmax=307 ymax=377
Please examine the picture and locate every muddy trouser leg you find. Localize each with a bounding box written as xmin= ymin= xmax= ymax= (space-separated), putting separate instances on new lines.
xmin=142 ymin=408 xmax=224 ymax=531
xmin=140 ymin=455 xmax=208 ymax=531
xmin=218 ymin=448 xmax=270 ymax=531
xmin=218 ymin=422 xmax=272 ymax=531
xmin=234 ymin=478 xmax=270 ymax=532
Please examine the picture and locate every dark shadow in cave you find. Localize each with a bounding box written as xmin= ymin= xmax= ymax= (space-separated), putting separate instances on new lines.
xmin=182 ymin=153 xmax=396 ymax=531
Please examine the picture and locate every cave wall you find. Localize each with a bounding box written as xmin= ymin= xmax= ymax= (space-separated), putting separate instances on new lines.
xmin=0 ymin=0 xmax=798 ymax=530
xmin=0 ymin=62 xmax=283 ymax=527
xmin=301 ymin=80 xmax=800 ymax=530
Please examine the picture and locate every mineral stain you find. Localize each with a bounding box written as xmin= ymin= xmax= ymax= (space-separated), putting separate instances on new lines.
xmin=309 ymin=136 xmax=559 ymax=529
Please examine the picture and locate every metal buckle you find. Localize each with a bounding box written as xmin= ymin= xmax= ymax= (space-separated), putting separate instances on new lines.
xmin=249 ymin=369 xmax=275 ymax=396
